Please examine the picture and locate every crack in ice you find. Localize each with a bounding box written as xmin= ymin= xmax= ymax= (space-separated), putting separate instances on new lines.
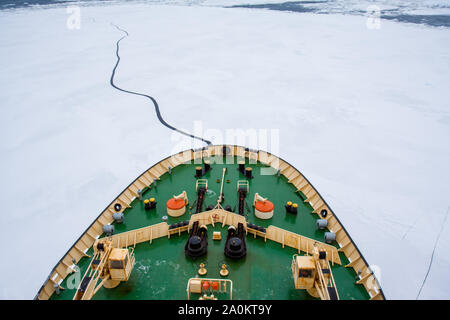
xmin=416 ymin=206 xmax=450 ymax=299
xmin=110 ymin=23 xmax=212 ymax=146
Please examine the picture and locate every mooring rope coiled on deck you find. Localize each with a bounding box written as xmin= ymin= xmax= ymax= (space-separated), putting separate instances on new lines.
xmin=110 ymin=23 xmax=212 ymax=146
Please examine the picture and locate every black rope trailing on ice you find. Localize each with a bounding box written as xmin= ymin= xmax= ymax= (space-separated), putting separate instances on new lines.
xmin=110 ymin=23 xmax=212 ymax=146
xmin=416 ymin=206 xmax=450 ymax=299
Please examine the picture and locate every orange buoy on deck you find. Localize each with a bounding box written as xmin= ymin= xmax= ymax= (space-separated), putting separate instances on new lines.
xmin=166 ymin=198 xmax=186 ymax=217
xmin=212 ymin=281 xmax=219 ymax=291
xmin=202 ymin=281 xmax=210 ymax=291
xmin=254 ymin=200 xmax=274 ymax=219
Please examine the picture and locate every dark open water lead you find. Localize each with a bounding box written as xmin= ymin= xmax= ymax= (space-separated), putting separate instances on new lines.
xmin=110 ymin=23 xmax=212 ymax=146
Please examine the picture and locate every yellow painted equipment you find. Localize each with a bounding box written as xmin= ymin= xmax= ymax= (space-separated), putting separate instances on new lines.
xmin=291 ymin=244 xmax=339 ymax=300
xmin=73 ymin=239 xmax=135 ymax=300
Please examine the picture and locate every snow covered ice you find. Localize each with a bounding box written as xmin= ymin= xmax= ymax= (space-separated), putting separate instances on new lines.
xmin=0 ymin=0 xmax=449 ymax=299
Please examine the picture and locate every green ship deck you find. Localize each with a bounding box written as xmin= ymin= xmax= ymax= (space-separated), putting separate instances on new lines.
xmin=48 ymin=150 xmax=376 ymax=300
